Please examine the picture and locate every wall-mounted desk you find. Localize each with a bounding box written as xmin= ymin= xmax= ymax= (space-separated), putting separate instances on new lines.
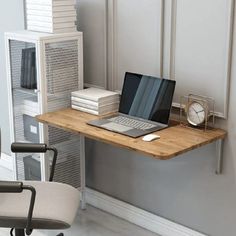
xmin=36 ymin=108 xmax=227 ymax=208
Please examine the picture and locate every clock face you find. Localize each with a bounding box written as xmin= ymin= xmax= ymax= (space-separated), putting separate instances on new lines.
xmin=187 ymin=101 xmax=206 ymax=126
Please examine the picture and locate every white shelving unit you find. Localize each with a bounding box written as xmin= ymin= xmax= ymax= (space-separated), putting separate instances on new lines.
xmin=5 ymin=30 xmax=83 ymax=188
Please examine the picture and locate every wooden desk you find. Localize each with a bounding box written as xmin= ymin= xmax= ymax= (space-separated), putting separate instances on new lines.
xmin=37 ymin=108 xmax=226 ymax=209
xmin=36 ymin=108 xmax=226 ymax=160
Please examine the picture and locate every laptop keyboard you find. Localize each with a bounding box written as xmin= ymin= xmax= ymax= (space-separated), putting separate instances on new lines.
xmin=108 ymin=116 xmax=156 ymax=130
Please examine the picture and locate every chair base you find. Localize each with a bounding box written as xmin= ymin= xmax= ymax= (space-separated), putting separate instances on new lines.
xmin=15 ymin=229 xmax=25 ymax=236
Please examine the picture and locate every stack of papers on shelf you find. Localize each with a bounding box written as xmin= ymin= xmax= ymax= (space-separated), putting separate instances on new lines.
xmin=71 ymin=88 xmax=120 ymax=115
xmin=25 ymin=0 xmax=77 ymax=33
xmin=22 ymin=97 xmax=39 ymax=117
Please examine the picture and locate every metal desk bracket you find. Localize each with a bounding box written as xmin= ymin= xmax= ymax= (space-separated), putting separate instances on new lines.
xmin=80 ymin=135 xmax=86 ymax=210
xmin=216 ymin=139 xmax=224 ymax=175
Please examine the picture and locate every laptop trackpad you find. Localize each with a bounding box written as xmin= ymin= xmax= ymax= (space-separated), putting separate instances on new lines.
xmin=101 ymin=122 xmax=132 ymax=132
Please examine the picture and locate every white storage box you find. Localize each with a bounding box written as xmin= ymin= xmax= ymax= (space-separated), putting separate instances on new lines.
xmin=25 ymin=0 xmax=77 ymax=33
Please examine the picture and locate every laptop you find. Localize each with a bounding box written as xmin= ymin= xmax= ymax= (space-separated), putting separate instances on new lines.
xmin=87 ymin=72 xmax=176 ymax=138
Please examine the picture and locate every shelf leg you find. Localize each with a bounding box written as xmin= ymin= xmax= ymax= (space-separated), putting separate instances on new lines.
xmin=216 ymin=139 xmax=224 ymax=175
xmin=80 ymin=135 xmax=86 ymax=210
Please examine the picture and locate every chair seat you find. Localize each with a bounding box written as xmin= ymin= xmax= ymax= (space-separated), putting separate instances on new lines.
xmin=0 ymin=181 xmax=80 ymax=230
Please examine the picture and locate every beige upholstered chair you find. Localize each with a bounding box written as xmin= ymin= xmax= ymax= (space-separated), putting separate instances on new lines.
xmin=0 ymin=130 xmax=80 ymax=236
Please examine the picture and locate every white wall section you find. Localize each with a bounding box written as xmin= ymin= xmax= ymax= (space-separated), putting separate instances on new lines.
xmin=170 ymin=0 xmax=235 ymax=118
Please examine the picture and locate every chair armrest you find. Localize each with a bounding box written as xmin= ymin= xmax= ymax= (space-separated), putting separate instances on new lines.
xmin=0 ymin=181 xmax=36 ymax=235
xmin=11 ymin=143 xmax=58 ymax=182
xmin=0 ymin=181 xmax=23 ymax=193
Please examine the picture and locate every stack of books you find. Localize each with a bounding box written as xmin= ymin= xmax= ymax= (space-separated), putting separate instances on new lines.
xmin=26 ymin=0 xmax=77 ymax=33
xmin=22 ymin=97 xmax=39 ymax=117
xmin=71 ymin=88 xmax=120 ymax=115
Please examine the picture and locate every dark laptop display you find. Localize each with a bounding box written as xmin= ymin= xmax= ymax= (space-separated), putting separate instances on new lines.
xmin=119 ymin=72 xmax=176 ymax=125
xmin=87 ymin=72 xmax=176 ymax=138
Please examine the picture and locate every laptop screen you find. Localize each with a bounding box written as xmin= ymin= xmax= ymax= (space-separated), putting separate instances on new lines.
xmin=119 ymin=72 xmax=176 ymax=125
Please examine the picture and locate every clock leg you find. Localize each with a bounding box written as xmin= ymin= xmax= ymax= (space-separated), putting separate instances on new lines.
xmin=215 ymin=139 xmax=224 ymax=175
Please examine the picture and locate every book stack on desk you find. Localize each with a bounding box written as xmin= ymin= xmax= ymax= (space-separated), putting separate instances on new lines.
xmin=25 ymin=0 xmax=77 ymax=33
xmin=71 ymin=88 xmax=120 ymax=115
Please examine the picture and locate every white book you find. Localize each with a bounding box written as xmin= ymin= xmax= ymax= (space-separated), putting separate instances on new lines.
xmin=27 ymin=25 xmax=77 ymax=33
xmin=27 ymin=4 xmax=52 ymax=11
xmin=72 ymin=105 xmax=118 ymax=116
xmin=23 ymin=104 xmax=38 ymax=109
xmin=28 ymin=20 xmax=76 ymax=28
xmin=22 ymin=105 xmax=39 ymax=113
xmin=22 ymin=109 xmax=38 ymax=117
xmin=26 ymin=4 xmax=75 ymax=12
xmin=27 ymin=9 xmax=76 ymax=17
xmin=72 ymin=105 xmax=99 ymax=115
xmin=23 ymin=103 xmax=39 ymax=112
xmin=99 ymin=105 xmax=119 ymax=114
xmin=27 ymin=15 xmax=76 ymax=23
xmin=53 ymin=26 xmax=77 ymax=33
xmin=72 ymin=101 xmax=119 ymax=113
xmin=71 ymin=96 xmax=120 ymax=107
xmin=23 ymin=97 xmax=38 ymax=106
xmin=71 ymin=88 xmax=120 ymax=103
xmin=22 ymin=105 xmax=39 ymax=112
xmin=72 ymin=101 xmax=98 ymax=110
xmin=26 ymin=0 xmax=76 ymax=6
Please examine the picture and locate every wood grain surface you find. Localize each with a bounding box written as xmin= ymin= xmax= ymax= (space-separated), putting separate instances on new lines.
xmin=36 ymin=108 xmax=227 ymax=160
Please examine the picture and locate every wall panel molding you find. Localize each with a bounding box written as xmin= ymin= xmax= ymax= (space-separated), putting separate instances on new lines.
xmin=107 ymin=0 xmax=117 ymax=91
xmin=169 ymin=0 xmax=235 ymax=118
xmin=160 ymin=0 xmax=165 ymax=78
xmin=169 ymin=0 xmax=177 ymax=81
xmin=104 ymin=0 xmax=109 ymax=89
xmin=107 ymin=0 xmax=165 ymax=91
xmin=77 ymin=0 xmax=108 ymax=89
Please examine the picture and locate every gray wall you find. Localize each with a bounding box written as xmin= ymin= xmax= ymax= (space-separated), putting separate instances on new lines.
xmin=0 ymin=0 xmax=25 ymax=154
xmin=79 ymin=1 xmax=236 ymax=236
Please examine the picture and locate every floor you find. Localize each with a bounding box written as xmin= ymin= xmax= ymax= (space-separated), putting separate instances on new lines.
xmin=0 ymin=205 xmax=159 ymax=236
xmin=0 ymin=165 xmax=160 ymax=236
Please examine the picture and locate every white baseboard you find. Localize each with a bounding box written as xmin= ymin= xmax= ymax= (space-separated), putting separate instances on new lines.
xmin=85 ymin=188 xmax=207 ymax=236
xmin=0 ymin=153 xmax=13 ymax=170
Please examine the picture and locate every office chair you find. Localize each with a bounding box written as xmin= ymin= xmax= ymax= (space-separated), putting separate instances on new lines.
xmin=0 ymin=133 xmax=80 ymax=236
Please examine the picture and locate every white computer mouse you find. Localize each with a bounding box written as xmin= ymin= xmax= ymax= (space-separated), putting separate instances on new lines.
xmin=142 ymin=134 xmax=160 ymax=142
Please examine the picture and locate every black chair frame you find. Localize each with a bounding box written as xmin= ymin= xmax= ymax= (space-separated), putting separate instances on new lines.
xmin=0 ymin=143 xmax=62 ymax=236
